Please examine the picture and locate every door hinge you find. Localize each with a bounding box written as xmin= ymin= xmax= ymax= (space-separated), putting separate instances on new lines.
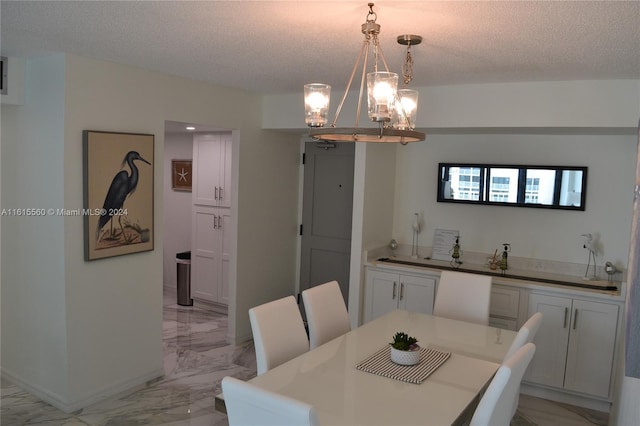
xmin=302 ymin=153 xmax=306 ymax=165
xmin=299 ymin=224 xmax=303 ymax=236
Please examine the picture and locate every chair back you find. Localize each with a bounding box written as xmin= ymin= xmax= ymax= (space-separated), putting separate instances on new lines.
xmin=503 ymin=311 xmax=542 ymax=417
xmin=302 ymin=280 xmax=351 ymax=349
xmin=249 ymin=295 xmax=309 ymax=375
xmin=222 ymin=376 xmax=319 ymax=426
xmin=470 ymin=343 xmax=536 ymax=426
xmin=504 ymin=312 xmax=543 ymax=360
xmin=433 ymin=270 xmax=492 ymax=325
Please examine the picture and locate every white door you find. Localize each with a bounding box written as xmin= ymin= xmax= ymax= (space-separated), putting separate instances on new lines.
xmin=525 ymin=293 xmax=572 ymax=388
xmin=193 ymin=134 xmax=224 ymax=206
xmin=564 ymin=299 xmax=619 ymax=397
xmin=365 ymin=270 xmax=400 ymax=322
xmin=398 ymin=275 xmax=436 ymax=315
xmin=191 ymin=206 xmax=220 ymax=301
xmin=299 ymin=142 xmax=355 ymax=305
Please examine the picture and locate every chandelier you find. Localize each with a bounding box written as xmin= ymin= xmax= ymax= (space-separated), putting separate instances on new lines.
xmin=304 ymin=3 xmax=426 ymax=144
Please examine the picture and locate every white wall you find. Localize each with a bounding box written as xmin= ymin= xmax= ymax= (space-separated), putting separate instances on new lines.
xmin=1 ymin=55 xmax=69 ymax=403
xmin=232 ymin=126 xmax=302 ymax=342
xmin=612 ymin=315 xmax=640 ymax=426
xmin=263 ymin=80 xmax=640 ymax=131
xmin=393 ymin=132 xmax=637 ymax=267
xmin=348 ymin=143 xmax=398 ymax=325
xmin=163 ymin=132 xmax=193 ymax=290
xmin=362 ymin=143 xmax=397 ymax=250
xmin=615 ymin=375 xmax=640 ymax=425
xmin=1 ymin=53 xmax=301 ymax=411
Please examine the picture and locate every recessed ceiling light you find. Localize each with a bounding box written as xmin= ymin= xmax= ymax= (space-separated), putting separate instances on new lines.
xmin=185 ymin=126 xmax=196 ymax=131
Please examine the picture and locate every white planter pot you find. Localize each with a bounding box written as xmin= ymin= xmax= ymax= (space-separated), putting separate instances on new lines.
xmin=390 ymin=346 xmax=421 ymax=366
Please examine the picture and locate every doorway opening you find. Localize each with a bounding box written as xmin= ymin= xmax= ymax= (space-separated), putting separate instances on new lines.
xmin=163 ymin=120 xmax=234 ymax=332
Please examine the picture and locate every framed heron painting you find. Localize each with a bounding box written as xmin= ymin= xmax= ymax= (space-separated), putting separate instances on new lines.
xmin=83 ymin=130 xmax=154 ymax=261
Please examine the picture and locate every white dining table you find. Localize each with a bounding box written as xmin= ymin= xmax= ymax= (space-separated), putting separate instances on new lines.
xmin=219 ymin=309 xmax=517 ymax=426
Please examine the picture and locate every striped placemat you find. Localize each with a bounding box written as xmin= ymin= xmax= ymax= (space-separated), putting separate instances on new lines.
xmin=355 ymin=346 xmax=451 ymax=384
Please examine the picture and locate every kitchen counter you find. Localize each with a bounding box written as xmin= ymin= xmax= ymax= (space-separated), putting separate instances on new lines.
xmin=367 ymin=255 xmax=623 ymax=297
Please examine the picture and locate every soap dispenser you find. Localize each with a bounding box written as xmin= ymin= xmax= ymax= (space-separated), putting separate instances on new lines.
xmin=500 ymin=243 xmax=511 ymax=275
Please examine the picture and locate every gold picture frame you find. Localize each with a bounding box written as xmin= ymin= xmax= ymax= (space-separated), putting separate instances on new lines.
xmin=83 ymin=130 xmax=154 ymax=261
xmin=171 ymin=159 xmax=192 ymax=192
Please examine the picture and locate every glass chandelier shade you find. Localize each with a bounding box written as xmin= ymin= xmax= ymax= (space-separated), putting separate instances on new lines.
xmin=367 ymin=72 xmax=398 ymax=122
xmin=304 ymin=83 xmax=331 ymax=128
xmin=393 ymin=89 xmax=419 ymax=130
xmin=303 ymin=3 xmax=425 ymax=144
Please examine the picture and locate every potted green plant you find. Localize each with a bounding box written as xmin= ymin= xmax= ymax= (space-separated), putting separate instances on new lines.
xmin=389 ymin=332 xmax=421 ymax=365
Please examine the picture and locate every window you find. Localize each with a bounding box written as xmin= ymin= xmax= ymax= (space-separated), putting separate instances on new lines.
xmin=437 ymin=163 xmax=587 ymax=211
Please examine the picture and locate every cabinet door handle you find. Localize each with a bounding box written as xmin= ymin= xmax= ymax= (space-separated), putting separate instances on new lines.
xmin=218 ymin=215 xmax=222 ymax=229
xmin=573 ymin=309 xmax=579 ymax=330
xmin=563 ymin=307 xmax=569 ymax=328
xmin=400 ymin=283 xmax=404 ymax=300
xmin=214 ymin=186 xmax=219 ymax=200
xmin=213 ymin=215 xmax=218 ymax=229
xmin=392 ymin=282 xmax=397 ymax=299
xmin=219 ymin=187 xmax=223 ymax=200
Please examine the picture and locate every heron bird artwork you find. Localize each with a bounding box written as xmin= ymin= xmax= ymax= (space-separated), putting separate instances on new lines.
xmin=96 ymin=150 xmax=151 ymax=245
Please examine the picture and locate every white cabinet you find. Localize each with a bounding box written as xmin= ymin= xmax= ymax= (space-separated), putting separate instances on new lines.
xmin=191 ymin=206 xmax=231 ymax=307
xmin=525 ymin=292 xmax=619 ymax=398
xmin=364 ymin=268 xmax=436 ymax=323
xmin=191 ymin=132 xmax=232 ymax=310
xmin=193 ymin=133 xmax=232 ymax=207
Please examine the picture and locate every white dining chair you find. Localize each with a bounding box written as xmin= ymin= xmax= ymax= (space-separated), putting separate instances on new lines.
xmin=504 ymin=312 xmax=543 ymax=360
xmin=503 ymin=311 xmax=543 ymax=417
xmin=249 ymin=295 xmax=309 ymax=375
xmin=222 ymin=376 xmax=319 ymax=426
xmin=433 ymin=270 xmax=492 ymax=325
xmin=470 ymin=342 xmax=536 ymax=426
xmin=302 ymin=280 xmax=351 ymax=349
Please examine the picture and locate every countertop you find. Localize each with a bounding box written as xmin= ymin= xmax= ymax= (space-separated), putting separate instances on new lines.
xmin=367 ymin=255 xmax=623 ymax=298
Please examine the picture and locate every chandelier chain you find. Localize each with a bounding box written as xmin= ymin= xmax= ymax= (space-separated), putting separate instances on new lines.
xmin=402 ymin=46 xmax=414 ymax=85
xmin=373 ymin=35 xmax=380 ymax=73
xmin=366 ymin=3 xmax=377 ymax=23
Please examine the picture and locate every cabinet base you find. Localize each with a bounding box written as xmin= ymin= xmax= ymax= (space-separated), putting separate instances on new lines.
xmin=521 ymin=382 xmax=611 ymax=413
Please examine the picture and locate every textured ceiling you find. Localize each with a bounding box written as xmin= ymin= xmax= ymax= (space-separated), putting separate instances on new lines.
xmin=1 ymin=1 xmax=639 ymax=95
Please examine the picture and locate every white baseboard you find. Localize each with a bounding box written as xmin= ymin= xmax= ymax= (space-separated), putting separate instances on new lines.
xmin=193 ymin=298 xmax=228 ymax=315
xmin=1 ymin=367 xmax=69 ymax=411
xmin=521 ymin=383 xmax=612 ymax=413
xmin=2 ymin=366 xmax=164 ymax=414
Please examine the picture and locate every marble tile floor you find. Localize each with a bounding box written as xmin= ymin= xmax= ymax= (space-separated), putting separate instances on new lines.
xmin=1 ymin=288 xmax=256 ymax=426
xmin=2 ymin=288 xmax=608 ymax=426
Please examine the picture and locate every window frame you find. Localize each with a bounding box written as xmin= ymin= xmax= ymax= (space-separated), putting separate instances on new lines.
xmin=437 ymin=163 xmax=587 ymax=211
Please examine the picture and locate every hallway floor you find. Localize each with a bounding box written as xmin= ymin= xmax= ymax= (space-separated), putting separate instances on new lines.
xmin=2 ymin=289 xmax=608 ymax=425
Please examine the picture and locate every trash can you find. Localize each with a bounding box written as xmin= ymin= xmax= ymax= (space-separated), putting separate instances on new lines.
xmin=176 ymin=251 xmax=193 ymax=306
